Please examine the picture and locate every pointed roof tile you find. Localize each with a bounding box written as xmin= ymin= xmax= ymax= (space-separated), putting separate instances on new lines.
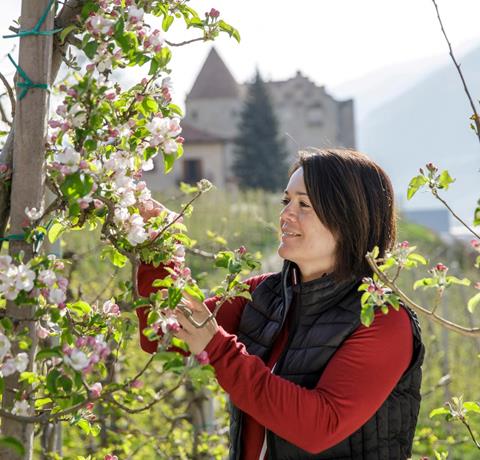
xmin=187 ymin=47 xmax=240 ymax=99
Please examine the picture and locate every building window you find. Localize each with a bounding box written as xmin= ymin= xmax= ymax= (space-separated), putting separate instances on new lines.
xmin=183 ymin=159 xmax=203 ymax=184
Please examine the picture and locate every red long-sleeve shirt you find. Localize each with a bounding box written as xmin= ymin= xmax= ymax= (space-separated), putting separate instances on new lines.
xmin=136 ymin=263 xmax=413 ymax=458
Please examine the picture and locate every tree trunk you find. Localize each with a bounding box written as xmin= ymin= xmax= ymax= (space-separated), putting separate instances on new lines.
xmin=0 ymin=0 xmax=86 ymax=246
xmin=0 ymin=1 xmax=53 ymax=459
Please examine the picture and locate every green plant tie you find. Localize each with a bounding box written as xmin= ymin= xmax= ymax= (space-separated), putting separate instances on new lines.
xmin=7 ymin=54 xmax=49 ymax=100
xmin=3 ymin=0 xmax=62 ymax=39
xmin=0 ymin=233 xmax=25 ymax=242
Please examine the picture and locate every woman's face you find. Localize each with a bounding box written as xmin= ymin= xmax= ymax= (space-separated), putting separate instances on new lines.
xmin=277 ymin=167 xmax=337 ymax=282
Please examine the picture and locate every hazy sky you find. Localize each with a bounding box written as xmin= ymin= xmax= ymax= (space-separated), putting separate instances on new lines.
xmin=1 ymin=0 xmax=480 ymax=106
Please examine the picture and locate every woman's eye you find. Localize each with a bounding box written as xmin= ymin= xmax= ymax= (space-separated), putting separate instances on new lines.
xmin=300 ymin=202 xmax=310 ymax=208
xmin=281 ymin=198 xmax=289 ymax=205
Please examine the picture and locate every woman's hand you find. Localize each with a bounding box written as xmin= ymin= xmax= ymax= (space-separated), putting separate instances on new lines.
xmin=174 ymin=292 xmax=218 ymax=355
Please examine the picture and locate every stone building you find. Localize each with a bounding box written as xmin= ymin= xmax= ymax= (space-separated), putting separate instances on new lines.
xmin=144 ymin=47 xmax=355 ymax=191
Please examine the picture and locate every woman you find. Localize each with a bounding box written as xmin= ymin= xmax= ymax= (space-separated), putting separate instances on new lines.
xmin=137 ymin=148 xmax=424 ymax=460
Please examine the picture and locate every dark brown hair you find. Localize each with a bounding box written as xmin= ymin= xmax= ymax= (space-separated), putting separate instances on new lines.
xmin=290 ymin=148 xmax=397 ymax=281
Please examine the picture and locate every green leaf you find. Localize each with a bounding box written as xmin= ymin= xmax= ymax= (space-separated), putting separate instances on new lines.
xmin=467 ymin=292 xmax=480 ymax=313
xmin=184 ymin=284 xmax=205 ymax=302
xmin=413 ymin=278 xmax=437 ymax=290
xmin=162 ymin=14 xmax=174 ymax=31
xmin=59 ymin=375 xmax=73 ymax=393
xmin=407 ymin=175 xmax=428 ymax=200
xmin=0 ymin=436 xmax=25 ymax=456
xmin=370 ymin=246 xmax=379 ymax=259
xmin=445 ymin=276 xmax=470 ymax=287
xmin=83 ymin=40 xmax=98 ymax=59
xmin=407 ymin=253 xmax=427 ymax=265
xmin=36 ymin=347 xmax=63 ymax=361
xmin=163 ymin=151 xmax=175 ymax=174
xmin=168 ymin=286 xmax=183 ymax=308
xmin=47 ymin=222 xmax=65 ymax=243
xmin=474 ymin=201 xmax=480 ymax=227
xmin=59 ymin=24 xmax=79 ymax=44
xmin=464 ymin=401 xmax=480 ymax=413
xmin=360 ymin=304 xmax=374 ymax=327
xmin=69 ymin=301 xmax=92 ymax=317
xmin=0 ymin=377 xmax=4 ymax=394
xmin=46 ymin=369 xmax=61 ymax=394
xmin=35 ymin=397 xmax=53 ymax=409
xmin=60 ymin=172 xmax=94 ymax=200
xmin=141 ymin=96 xmax=159 ymax=115
xmin=438 ymin=170 xmax=455 ymax=190
xmin=429 ymin=407 xmax=450 ymax=418
xmin=100 ymin=246 xmax=128 ymax=267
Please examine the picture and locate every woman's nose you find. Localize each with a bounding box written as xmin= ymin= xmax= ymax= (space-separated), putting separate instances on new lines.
xmin=280 ymin=203 xmax=296 ymax=221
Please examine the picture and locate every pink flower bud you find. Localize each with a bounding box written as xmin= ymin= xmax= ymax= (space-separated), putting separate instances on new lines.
xmin=93 ymin=199 xmax=104 ymax=209
xmin=86 ymin=63 xmax=95 ymax=72
xmin=435 ymin=263 xmax=448 ymax=272
xmin=474 ymin=282 xmax=480 ymax=290
xmin=104 ymin=454 xmax=118 ymax=460
xmin=48 ymin=120 xmax=61 ymax=128
xmin=367 ymin=285 xmax=376 ymax=293
xmin=208 ymin=8 xmax=220 ymax=18
xmin=399 ymin=241 xmax=409 ymax=249
xmin=89 ymin=382 xmax=102 ymax=399
xmin=195 ymin=351 xmax=210 ymax=366
xmin=67 ymin=89 xmax=77 ymax=97
xmin=471 ymin=239 xmax=480 ymax=249
xmin=36 ymin=324 xmax=50 ymax=339
xmin=57 ymin=277 xmax=69 ymax=290
xmin=76 ymin=337 xmax=87 ymax=348
xmin=237 ymin=245 xmax=247 ymax=255
xmin=86 ymin=402 xmax=95 ymax=411
xmin=130 ymin=379 xmax=144 ymax=389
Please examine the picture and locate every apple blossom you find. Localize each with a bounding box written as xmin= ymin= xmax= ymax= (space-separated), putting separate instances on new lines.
xmin=128 ymin=5 xmax=144 ymax=23
xmin=25 ymin=206 xmax=43 ymax=221
xmin=64 ymin=349 xmax=90 ymax=371
xmin=37 ymin=269 xmax=56 ymax=287
xmin=12 ymin=400 xmax=30 ymax=416
xmin=36 ymin=324 xmax=50 ymax=340
xmin=90 ymin=382 xmax=103 ymax=399
xmin=49 ymin=288 xmax=67 ymax=305
xmin=0 ymin=332 xmax=11 ymax=361
xmin=15 ymin=264 xmax=36 ymax=291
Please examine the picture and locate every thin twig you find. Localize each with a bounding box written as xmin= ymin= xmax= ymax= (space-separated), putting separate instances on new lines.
xmin=432 ymin=189 xmax=480 ymax=239
xmin=0 ymin=71 xmax=15 ymax=119
xmin=366 ymin=253 xmax=480 ymax=337
xmin=431 ymin=0 xmax=480 ymax=144
xmin=165 ymin=37 xmax=205 ymax=47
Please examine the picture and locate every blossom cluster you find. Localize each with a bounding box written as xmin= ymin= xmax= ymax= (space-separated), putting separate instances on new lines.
xmin=63 ymin=334 xmax=111 ymax=373
xmin=0 ymin=255 xmax=67 ymax=306
xmin=0 ymin=331 xmax=29 ymax=378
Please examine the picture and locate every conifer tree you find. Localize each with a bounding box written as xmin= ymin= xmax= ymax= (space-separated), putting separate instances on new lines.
xmin=233 ymin=71 xmax=289 ymax=191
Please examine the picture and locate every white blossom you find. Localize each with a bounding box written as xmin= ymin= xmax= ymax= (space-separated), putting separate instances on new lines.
xmin=0 ymin=332 xmax=11 ymax=361
xmin=15 ymin=264 xmax=36 ymax=292
xmin=25 ymin=206 xmax=43 ymax=220
xmin=0 ymin=255 xmax=12 ymax=271
xmin=13 ymin=352 xmax=29 ymax=373
xmin=128 ymin=6 xmax=144 ymax=22
xmin=64 ymin=349 xmax=90 ymax=371
xmin=12 ymin=400 xmax=30 ymax=416
xmin=49 ymin=288 xmax=66 ymax=305
xmin=55 ymin=147 xmax=81 ymax=174
xmin=163 ymin=138 xmax=178 ymax=154
xmin=87 ymin=14 xmax=115 ymax=35
xmin=37 ymin=269 xmax=56 ymax=287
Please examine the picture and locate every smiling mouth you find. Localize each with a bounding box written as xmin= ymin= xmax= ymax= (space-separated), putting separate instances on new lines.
xmin=282 ymin=231 xmax=301 ymax=237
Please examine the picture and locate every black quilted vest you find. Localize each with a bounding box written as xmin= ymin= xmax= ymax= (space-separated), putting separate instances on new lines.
xmin=229 ymin=262 xmax=424 ymax=460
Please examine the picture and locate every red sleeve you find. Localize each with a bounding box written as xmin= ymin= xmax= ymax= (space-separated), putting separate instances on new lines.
xmin=204 ymin=307 xmax=414 ymax=454
xmin=135 ymin=261 xmax=271 ymax=353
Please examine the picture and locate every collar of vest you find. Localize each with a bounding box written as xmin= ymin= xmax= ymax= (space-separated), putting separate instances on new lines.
xmin=281 ymin=260 xmax=361 ymax=316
